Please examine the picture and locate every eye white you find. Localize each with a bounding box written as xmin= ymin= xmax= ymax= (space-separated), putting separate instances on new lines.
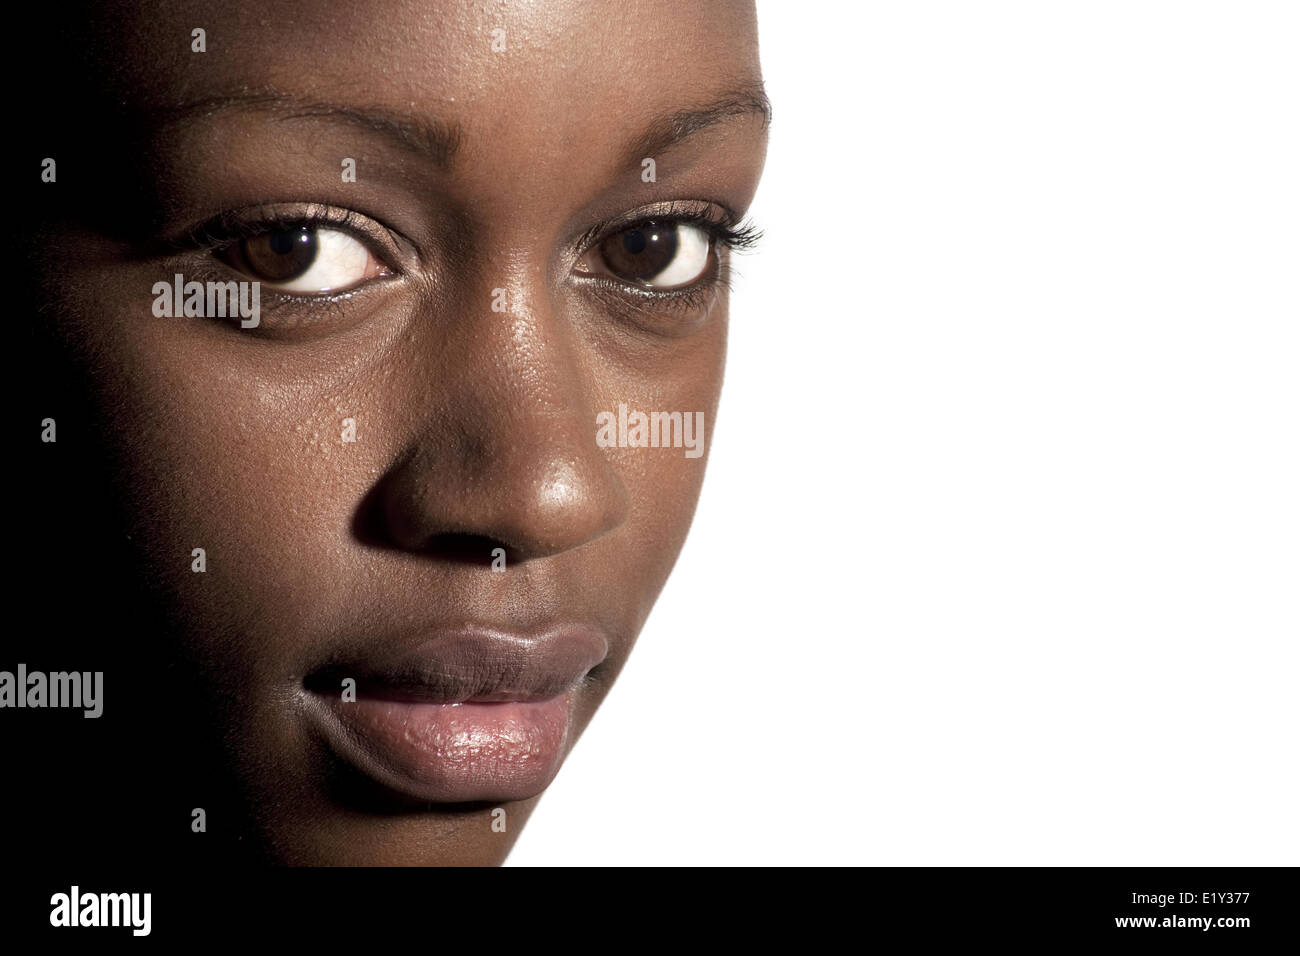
xmin=273 ymin=228 xmax=374 ymax=293
xmin=643 ymin=223 xmax=711 ymax=288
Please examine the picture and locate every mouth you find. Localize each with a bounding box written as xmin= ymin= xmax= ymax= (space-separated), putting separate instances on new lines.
xmin=301 ymin=625 xmax=609 ymax=804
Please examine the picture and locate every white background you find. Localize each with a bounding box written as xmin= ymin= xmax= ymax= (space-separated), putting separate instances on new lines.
xmin=510 ymin=0 xmax=1299 ymax=865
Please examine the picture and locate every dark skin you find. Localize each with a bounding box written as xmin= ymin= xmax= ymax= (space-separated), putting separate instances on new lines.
xmin=32 ymin=0 xmax=767 ymax=865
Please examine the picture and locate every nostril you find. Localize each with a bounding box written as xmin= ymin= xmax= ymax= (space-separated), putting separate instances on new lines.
xmin=423 ymin=532 xmax=512 ymax=566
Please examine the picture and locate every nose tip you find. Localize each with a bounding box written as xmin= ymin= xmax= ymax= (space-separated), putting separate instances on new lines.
xmin=366 ymin=411 xmax=630 ymax=564
xmin=500 ymin=455 xmax=628 ymax=557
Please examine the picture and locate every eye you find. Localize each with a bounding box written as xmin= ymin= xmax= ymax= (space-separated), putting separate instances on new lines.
xmin=216 ymin=225 xmax=391 ymax=293
xmin=576 ymin=220 xmax=712 ymax=289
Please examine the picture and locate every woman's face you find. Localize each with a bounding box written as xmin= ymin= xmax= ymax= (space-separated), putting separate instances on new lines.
xmin=40 ymin=0 xmax=767 ymax=864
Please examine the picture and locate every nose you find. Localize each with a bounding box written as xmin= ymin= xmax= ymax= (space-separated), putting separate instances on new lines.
xmin=369 ymin=270 xmax=629 ymax=564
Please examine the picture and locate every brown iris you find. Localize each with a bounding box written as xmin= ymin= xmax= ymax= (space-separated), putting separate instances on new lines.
xmin=240 ymin=227 xmax=320 ymax=283
xmin=598 ymin=221 xmax=679 ymax=283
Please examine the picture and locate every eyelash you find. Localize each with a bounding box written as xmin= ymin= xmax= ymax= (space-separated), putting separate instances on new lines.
xmin=182 ymin=204 xmax=394 ymax=285
xmin=180 ymin=201 xmax=762 ymax=312
xmin=574 ymin=202 xmax=763 ymax=260
xmin=573 ymin=201 xmax=761 ymax=314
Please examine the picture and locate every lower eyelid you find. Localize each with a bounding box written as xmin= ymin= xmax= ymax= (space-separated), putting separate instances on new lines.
xmin=580 ymin=280 xmax=725 ymax=340
xmin=179 ymin=254 xmax=395 ymax=315
xmin=583 ymin=260 xmax=727 ymax=310
xmin=262 ymin=274 xmax=402 ymax=304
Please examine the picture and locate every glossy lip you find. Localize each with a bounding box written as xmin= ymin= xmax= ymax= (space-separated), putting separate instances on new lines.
xmin=302 ymin=625 xmax=608 ymax=803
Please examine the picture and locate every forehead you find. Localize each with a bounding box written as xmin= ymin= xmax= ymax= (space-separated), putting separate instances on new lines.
xmin=96 ymin=0 xmax=762 ymax=145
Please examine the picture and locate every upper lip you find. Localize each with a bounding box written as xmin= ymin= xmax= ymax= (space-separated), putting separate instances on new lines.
xmin=303 ymin=625 xmax=609 ymax=704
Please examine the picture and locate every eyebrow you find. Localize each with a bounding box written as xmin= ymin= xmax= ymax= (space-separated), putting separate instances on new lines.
xmin=156 ymin=89 xmax=465 ymax=167
xmin=620 ymin=84 xmax=772 ymax=168
xmin=156 ymin=83 xmax=770 ymax=172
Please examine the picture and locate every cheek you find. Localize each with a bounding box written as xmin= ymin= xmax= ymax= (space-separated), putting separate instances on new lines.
xmin=594 ymin=322 xmax=728 ymax=607
xmin=66 ymin=323 xmax=375 ymax=670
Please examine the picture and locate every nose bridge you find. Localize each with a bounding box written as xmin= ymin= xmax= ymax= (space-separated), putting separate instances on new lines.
xmin=375 ymin=247 xmax=628 ymax=560
xmin=490 ymin=258 xmax=577 ymax=418
xmin=456 ymin=236 xmax=589 ymax=450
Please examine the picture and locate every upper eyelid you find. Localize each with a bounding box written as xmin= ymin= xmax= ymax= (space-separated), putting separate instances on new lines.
xmin=180 ymin=199 xmax=747 ymax=252
xmin=572 ymin=201 xmax=740 ymax=253
xmin=180 ymin=204 xmax=408 ymax=267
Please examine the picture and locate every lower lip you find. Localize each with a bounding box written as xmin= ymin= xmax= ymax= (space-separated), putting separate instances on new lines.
xmin=306 ymin=692 xmax=574 ymax=803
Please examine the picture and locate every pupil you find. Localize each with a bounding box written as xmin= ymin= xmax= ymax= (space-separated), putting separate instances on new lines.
xmin=269 ymin=230 xmax=308 ymax=255
xmin=623 ymin=230 xmax=647 ymax=255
